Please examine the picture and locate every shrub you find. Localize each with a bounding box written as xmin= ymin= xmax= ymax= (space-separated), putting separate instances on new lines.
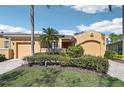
xmin=32 ymin=53 xmax=60 ymax=66
xmin=95 ymin=56 xmax=109 ymax=73
xmin=23 ymin=56 xmax=35 ymax=66
xmin=66 ymin=45 xmax=84 ymax=58
xmin=23 ymin=53 xmax=109 ymax=73
xmin=104 ymin=50 xmax=116 ymax=59
xmin=112 ymin=53 xmax=123 ymax=60
xmin=23 ymin=53 xmax=69 ymax=66
xmin=23 ymin=56 xmax=34 ymax=62
xmin=58 ymin=56 xmax=70 ymax=66
xmin=59 ymin=52 xmax=67 ymax=57
xmin=0 ymin=54 xmax=6 ymax=62
xmin=104 ymin=50 xmax=123 ymax=60
xmin=69 ymin=55 xmax=109 ymax=73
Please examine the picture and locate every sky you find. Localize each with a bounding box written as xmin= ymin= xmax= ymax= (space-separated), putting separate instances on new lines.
xmin=0 ymin=5 xmax=122 ymax=35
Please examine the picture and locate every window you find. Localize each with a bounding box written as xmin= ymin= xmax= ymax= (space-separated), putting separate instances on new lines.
xmin=118 ymin=44 xmax=122 ymax=54
xmin=41 ymin=41 xmax=58 ymax=48
xmin=51 ymin=42 xmax=58 ymax=49
xmin=41 ymin=41 xmax=48 ymax=48
xmin=4 ymin=41 xmax=10 ymax=48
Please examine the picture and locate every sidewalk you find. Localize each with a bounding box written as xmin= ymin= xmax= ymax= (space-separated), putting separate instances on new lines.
xmin=108 ymin=60 xmax=124 ymax=81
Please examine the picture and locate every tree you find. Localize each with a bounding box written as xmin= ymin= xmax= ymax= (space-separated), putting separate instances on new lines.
xmin=109 ymin=5 xmax=124 ymax=60
xmin=109 ymin=33 xmax=122 ymax=43
xmin=40 ymin=27 xmax=59 ymax=50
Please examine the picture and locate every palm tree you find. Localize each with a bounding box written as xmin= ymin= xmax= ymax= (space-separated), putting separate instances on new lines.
xmin=30 ymin=5 xmax=60 ymax=57
xmin=109 ymin=5 xmax=124 ymax=60
xmin=40 ymin=27 xmax=59 ymax=51
xmin=122 ymin=5 xmax=124 ymax=60
xmin=30 ymin=5 xmax=35 ymax=57
xmin=123 ymin=6 xmax=124 ymax=60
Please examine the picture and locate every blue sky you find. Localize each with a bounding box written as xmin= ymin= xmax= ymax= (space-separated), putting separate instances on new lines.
xmin=0 ymin=5 xmax=122 ymax=35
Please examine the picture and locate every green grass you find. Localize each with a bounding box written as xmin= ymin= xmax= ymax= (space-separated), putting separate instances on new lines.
xmin=0 ymin=65 xmax=124 ymax=87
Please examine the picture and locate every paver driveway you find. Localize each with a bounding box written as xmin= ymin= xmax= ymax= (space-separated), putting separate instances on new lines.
xmin=108 ymin=60 xmax=124 ymax=81
xmin=0 ymin=59 xmax=26 ymax=75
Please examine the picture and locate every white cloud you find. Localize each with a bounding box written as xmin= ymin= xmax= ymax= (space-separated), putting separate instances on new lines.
xmin=76 ymin=17 xmax=122 ymax=34
xmin=0 ymin=24 xmax=41 ymax=34
xmin=0 ymin=24 xmax=76 ymax=35
xmin=59 ymin=30 xmax=76 ymax=35
xmin=0 ymin=24 xmax=28 ymax=33
xmin=76 ymin=24 xmax=89 ymax=31
xmin=68 ymin=5 xmax=121 ymax=14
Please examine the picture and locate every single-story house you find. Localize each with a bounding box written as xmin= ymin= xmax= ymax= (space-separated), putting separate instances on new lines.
xmin=0 ymin=31 xmax=106 ymax=59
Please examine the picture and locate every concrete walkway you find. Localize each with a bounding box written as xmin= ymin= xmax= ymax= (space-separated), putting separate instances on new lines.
xmin=108 ymin=60 xmax=124 ymax=81
xmin=0 ymin=59 xmax=26 ymax=75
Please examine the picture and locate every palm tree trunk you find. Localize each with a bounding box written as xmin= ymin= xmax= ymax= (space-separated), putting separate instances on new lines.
xmin=30 ymin=5 xmax=35 ymax=57
xmin=122 ymin=5 xmax=124 ymax=60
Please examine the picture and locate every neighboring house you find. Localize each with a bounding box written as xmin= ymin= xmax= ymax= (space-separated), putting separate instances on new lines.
xmin=0 ymin=31 xmax=106 ymax=59
xmin=107 ymin=39 xmax=122 ymax=54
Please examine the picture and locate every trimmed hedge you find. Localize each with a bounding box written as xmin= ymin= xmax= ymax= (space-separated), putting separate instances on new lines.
xmin=0 ymin=54 xmax=6 ymax=62
xmin=69 ymin=56 xmax=109 ymax=73
xmin=23 ymin=54 xmax=109 ymax=73
xmin=112 ymin=54 xmax=123 ymax=60
xmin=23 ymin=54 xmax=60 ymax=66
xmin=35 ymin=54 xmax=59 ymax=62
xmin=58 ymin=55 xmax=109 ymax=73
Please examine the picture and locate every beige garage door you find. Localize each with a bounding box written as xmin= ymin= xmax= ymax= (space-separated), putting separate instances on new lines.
xmin=81 ymin=41 xmax=101 ymax=56
xmin=17 ymin=43 xmax=31 ymax=59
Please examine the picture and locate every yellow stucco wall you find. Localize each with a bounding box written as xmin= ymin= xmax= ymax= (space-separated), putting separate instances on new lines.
xmin=74 ymin=31 xmax=106 ymax=57
xmin=0 ymin=49 xmax=9 ymax=59
xmin=0 ymin=37 xmax=5 ymax=48
xmin=0 ymin=37 xmax=13 ymax=59
xmin=0 ymin=49 xmax=13 ymax=59
xmin=58 ymin=38 xmax=62 ymax=48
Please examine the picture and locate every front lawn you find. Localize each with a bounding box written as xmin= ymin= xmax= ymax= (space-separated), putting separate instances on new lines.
xmin=0 ymin=65 xmax=124 ymax=87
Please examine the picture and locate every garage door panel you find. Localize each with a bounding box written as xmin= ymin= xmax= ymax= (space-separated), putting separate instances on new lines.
xmin=17 ymin=43 xmax=31 ymax=59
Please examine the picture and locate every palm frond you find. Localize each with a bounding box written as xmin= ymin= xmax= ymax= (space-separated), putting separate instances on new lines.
xmin=42 ymin=28 xmax=48 ymax=34
xmin=46 ymin=5 xmax=50 ymax=9
xmin=40 ymin=27 xmax=59 ymax=47
xmin=109 ymin=5 xmax=112 ymax=12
